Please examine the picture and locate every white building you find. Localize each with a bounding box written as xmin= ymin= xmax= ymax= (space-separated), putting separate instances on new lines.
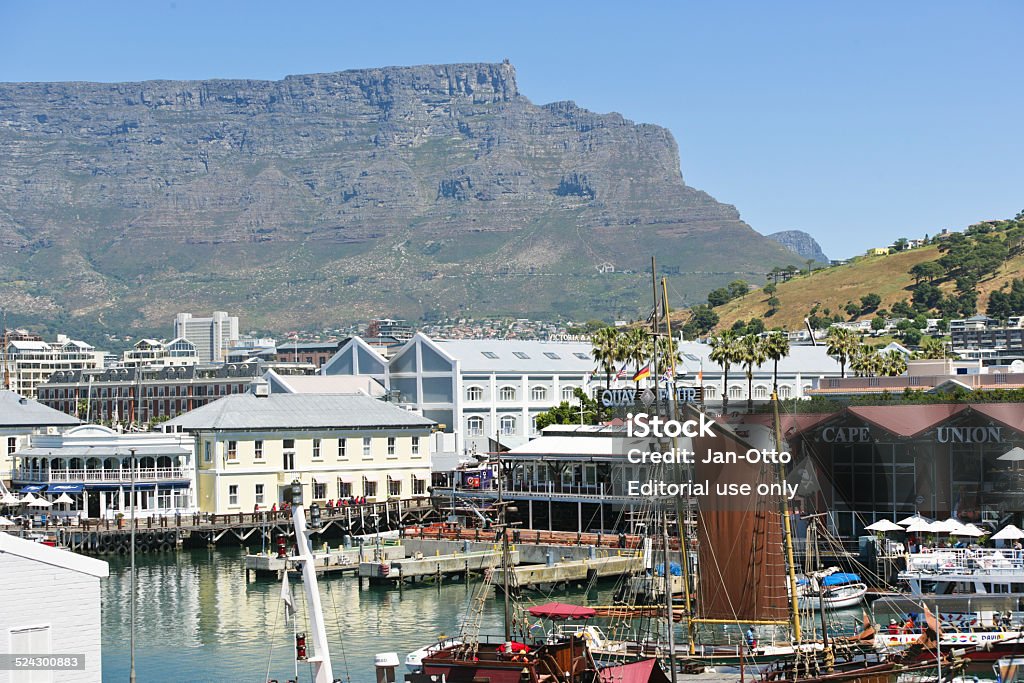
xmin=1 ymin=336 xmax=105 ymax=399
xmin=163 ymin=380 xmax=435 ymax=514
xmin=11 ymin=425 xmax=197 ymax=519
xmin=173 ymin=311 xmax=239 ymax=363
xmin=121 ymin=338 xmax=200 ymax=368
xmin=0 ymin=391 xmax=80 ymax=486
xmin=0 ymin=532 xmax=109 ymax=683
xmin=323 ymin=334 xmax=595 ymax=455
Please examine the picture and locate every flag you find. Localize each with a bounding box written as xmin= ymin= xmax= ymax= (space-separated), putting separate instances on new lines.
xmin=281 ymin=567 xmax=296 ymax=620
xmin=615 ymin=365 xmax=629 ymax=380
xmin=646 ymin=297 xmax=664 ymax=325
xmin=632 ymin=365 xmax=651 ymax=382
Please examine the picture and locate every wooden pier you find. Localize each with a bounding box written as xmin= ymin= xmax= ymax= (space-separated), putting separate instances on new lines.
xmin=359 ymin=549 xmax=521 ymax=584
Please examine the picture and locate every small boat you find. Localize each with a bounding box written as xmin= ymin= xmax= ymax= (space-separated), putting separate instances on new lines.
xmin=405 ymin=637 xmax=463 ymax=673
xmin=797 ymin=570 xmax=868 ymax=610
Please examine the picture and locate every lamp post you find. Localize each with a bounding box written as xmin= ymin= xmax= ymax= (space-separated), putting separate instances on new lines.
xmin=129 ymin=446 xmax=137 ymax=683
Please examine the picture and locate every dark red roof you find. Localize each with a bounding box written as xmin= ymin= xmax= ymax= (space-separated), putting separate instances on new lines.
xmin=848 ymin=404 xmax=968 ymax=438
xmin=526 ymin=602 xmax=597 ymax=620
xmin=970 ymin=404 xmax=1024 ymax=433
xmin=599 ymin=658 xmax=671 ymax=683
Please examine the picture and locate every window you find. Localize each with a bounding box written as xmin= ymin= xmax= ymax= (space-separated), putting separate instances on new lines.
xmin=254 ymin=440 xmax=264 ymax=459
xmin=466 ymin=386 xmax=484 ymax=401
xmin=312 ymin=438 xmax=322 ymax=459
xmin=531 ymin=415 xmax=540 ymax=435
xmin=362 ymin=437 xmax=372 ymax=458
xmin=531 ymin=386 xmax=547 ymax=401
xmin=388 ymin=477 xmax=401 ymax=497
xmin=543 ymin=352 xmax=560 ymax=359
xmin=387 ymin=437 xmax=396 ymax=457
xmin=255 ymin=484 xmax=265 ymax=504
xmin=228 ymin=484 xmax=238 ymax=506
xmin=314 ymin=482 xmax=327 ymax=500
xmin=283 ymin=438 xmax=294 ymax=449
xmin=481 ymin=351 xmax=499 ymax=359
xmin=562 ymin=386 xmax=577 ymax=402
xmin=703 ymin=385 xmax=717 ymax=399
xmin=412 ymin=436 xmax=420 ymax=456
xmin=754 ymin=385 xmax=769 ymax=399
xmin=363 ymin=478 xmax=378 ymax=498
xmin=513 ymin=351 xmax=530 ymax=359
xmin=283 ymin=451 xmax=295 ymax=471
xmin=413 ymin=476 xmax=426 ymax=495
xmin=728 ymin=385 xmax=743 ymax=399
xmin=500 ymin=415 xmax=516 ymax=435
xmin=7 ymin=436 xmax=16 ymax=455
xmin=204 ymin=441 xmax=212 ymax=463
xmin=467 ymin=416 xmax=484 ymax=437
xmin=499 ymin=386 xmax=516 ymax=401
xmin=573 ymin=352 xmax=589 ymax=360
xmin=227 ymin=440 xmax=237 ymax=460
xmin=338 ymin=439 xmax=347 ymax=459
xmin=337 ymin=480 xmax=352 ymax=498
xmin=779 ymin=385 xmax=793 ymax=399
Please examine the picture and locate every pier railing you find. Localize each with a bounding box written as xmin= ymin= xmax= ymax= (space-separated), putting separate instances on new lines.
xmin=903 ymin=547 xmax=1024 ymax=575
xmin=13 ymin=467 xmax=190 ymax=483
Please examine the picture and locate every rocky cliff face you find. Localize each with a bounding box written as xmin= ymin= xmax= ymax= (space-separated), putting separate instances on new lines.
xmin=766 ymin=231 xmax=829 ymax=264
xmin=0 ymin=62 xmax=801 ymax=331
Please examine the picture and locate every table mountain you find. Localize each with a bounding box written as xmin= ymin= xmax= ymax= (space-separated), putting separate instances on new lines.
xmin=0 ymin=62 xmax=803 ymax=332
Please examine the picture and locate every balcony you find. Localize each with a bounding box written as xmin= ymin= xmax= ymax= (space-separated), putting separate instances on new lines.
xmin=13 ymin=468 xmax=190 ymax=483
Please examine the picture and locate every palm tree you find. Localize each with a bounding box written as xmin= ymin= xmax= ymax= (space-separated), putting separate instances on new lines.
xmin=590 ymin=327 xmax=621 ymax=389
xmin=762 ymin=331 xmax=790 ymax=395
xmin=825 ymin=327 xmax=858 ymax=378
xmin=655 ymin=335 xmax=681 ymax=382
xmin=880 ymin=350 xmax=908 ymax=376
xmin=619 ymin=328 xmax=652 ymax=391
xmin=916 ymin=336 xmax=947 ymax=360
xmin=710 ymin=330 xmax=743 ymax=413
xmin=850 ymin=344 xmax=878 ymax=377
xmin=739 ymin=334 xmax=767 ymax=411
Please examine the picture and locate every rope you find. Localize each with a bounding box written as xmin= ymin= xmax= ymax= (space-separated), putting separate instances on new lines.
xmin=263 ymin=574 xmax=284 ymax=683
xmin=325 ymin=578 xmax=352 ymax=683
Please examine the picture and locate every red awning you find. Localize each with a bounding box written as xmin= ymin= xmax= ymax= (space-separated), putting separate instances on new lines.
xmin=527 ymin=602 xmax=597 ymax=620
xmin=970 ymin=404 xmax=1024 ymax=433
xmin=848 ymin=404 xmax=968 ymax=438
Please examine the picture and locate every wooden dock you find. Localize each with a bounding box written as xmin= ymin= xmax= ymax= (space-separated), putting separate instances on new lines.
xmin=492 ymin=554 xmax=643 ymax=591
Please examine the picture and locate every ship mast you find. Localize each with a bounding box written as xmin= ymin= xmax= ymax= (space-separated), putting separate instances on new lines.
xmin=772 ymin=393 xmax=803 ymax=644
xmin=289 ymin=479 xmax=335 ymax=683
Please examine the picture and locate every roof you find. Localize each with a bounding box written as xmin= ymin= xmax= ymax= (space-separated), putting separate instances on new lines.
xmin=264 ymin=370 xmax=386 ymax=397
xmin=163 ymin=392 xmax=435 ymax=431
xmin=675 ymin=342 xmax=843 ymax=376
xmin=424 ymin=335 xmax=595 ymax=373
xmin=8 ymin=340 xmax=50 ymax=351
xmin=0 ymin=531 xmax=109 ymax=578
xmin=847 ymin=404 xmax=969 ymax=438
xmin=507 ymin=435 xmax=619 ymax=457
xmin=0 ymin=391 xmax=81 ymax=427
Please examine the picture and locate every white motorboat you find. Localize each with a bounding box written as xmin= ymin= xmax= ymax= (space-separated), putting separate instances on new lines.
xmin=405 ymin=637 xmax=463 ymax=673
xmin=796 ymin=569 xmax=868 ymax=610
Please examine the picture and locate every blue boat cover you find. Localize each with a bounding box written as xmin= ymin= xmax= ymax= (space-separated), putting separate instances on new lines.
xmin=654 ymin=562 xmax=682 ymax=576
xmin=822 ymin=572 xmax=861 ymax=587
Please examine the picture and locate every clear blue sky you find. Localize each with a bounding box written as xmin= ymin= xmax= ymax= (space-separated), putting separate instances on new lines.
xmin=2 ymin=1 xmax=1021 ymax=259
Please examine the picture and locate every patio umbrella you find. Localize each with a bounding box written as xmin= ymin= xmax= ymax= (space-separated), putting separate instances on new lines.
xmin=53 ymin=493 xmax=75 ymax=506
xmin=942 ymin=518 xmax=971 ymax=535
xmin=898 ymin=514 xmax=932 ymax=526
xmin=19 ymin=492 xmax=36 ymax=504
xmin=0 ymin=493 xmax=20 ymax=505
xmin=956 ymin=524 xmax=986 ymax=537
xmin=865 ymin=519 xmax=904 ymax=532
xmin=927 ymin=520 xmax=956 ymax=534
xmin=905 ymin=519 xmax=935 ymax=533
xmin=998 ymin=447 xmax=1024 ymax=462
xmin=0 ymin=516 xmax=13 ymax=526
xmin=27 ymin=497 xmax=52 ymax=508
xmin=992 ymin=524 xmax=1024 ymax=541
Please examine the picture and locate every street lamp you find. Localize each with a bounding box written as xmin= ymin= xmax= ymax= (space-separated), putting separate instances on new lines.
xmin=129 ymin=446 xmax=137 ymax=683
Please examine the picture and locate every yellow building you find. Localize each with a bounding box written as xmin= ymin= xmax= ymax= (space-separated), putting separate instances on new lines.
xmin=866 ymin=247 xmax=891 ymax=256
xmin=163 ymin=381 xmax=434 ymax=514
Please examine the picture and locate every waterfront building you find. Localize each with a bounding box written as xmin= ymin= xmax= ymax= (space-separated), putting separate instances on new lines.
xmin=120 ymin=337 xmax=200 ymax=368
xmin=326 ymin=333 xmax=595 ymax=455
xmin=274 ymin=340 xmax=345 ymax=368
xmin=36 ymin=360 xmax=315 ymax=424
xmin=0 ymin=533 xmax=108 ymax=683
xmin=0 ymin=390 xmax=81 ymax=486
xmin=162 ymin=380 xmax=435 ymax=514
xmin=10 ymin=424 xmax=197 ymax=519
xmin=173 ymin=311 xmax=239 ymax=363
xmin=1 ymin=334 xmax=105 ymax=399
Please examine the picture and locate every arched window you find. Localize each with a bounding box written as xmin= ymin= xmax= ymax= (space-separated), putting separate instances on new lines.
xmin=802 ymin=384 xmax=812 ymax=396
xmin=500 ymin=415 xmax=516 ymax=436
xmin=466 ymin=386 xmax=483 ymax=401
xmin=561 ymin=386 xmax=576 ymax=402
xmin=779 ymin=385 xmax=793 ymax=399
xmin=467 ymin=416 xmax=484 ymax=437
xmin=531 ymin=386 xmax=547 ymax=402
xmin=499 ymin=386 xmax=517 ymax=401
xmin=728 ymin=385 xmax=743 ymax=399
xmin=703 ymin=385 xmax=717 ymax=399
xmin=753 ymin=385 xmax=769 ymax=400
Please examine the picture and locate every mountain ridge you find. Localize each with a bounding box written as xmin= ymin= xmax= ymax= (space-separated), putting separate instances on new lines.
xmin=0 ymin=62 xmax=803 ymax=332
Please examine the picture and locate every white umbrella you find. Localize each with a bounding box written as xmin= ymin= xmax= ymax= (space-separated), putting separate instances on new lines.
xmin=865 ymin=519 xmax=905 ymax=532
xmin=19 ymin=492 xmax=36 ymax=504
xmin=0 ymin=493 xmax=20 ymax=505
xmin=53 ymin=493 xmax=75 ymax=506
xmin=906 ymin=519 xmax=935 ymax=533
xmin=992 ymin=524 xmax=1024 ymax=541
xmin=0 ymin=516 xmax=13 ymax=526
xmin=942 ymin=518 xmax=971 ymax=535
xmin=927 ymin=520 xmax=956 ymax=533
xmin=27 ymin=497 xmax=52 ymax=508
xmin=998 ymin=447 xmax=1024 ymax=462
xmin=898 ymin=514 xmax=932 ymax=526
xmin=957 ymin=523 xmax=986 ymax=537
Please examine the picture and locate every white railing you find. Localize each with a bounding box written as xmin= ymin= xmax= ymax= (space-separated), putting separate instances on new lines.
xmin=13 ymin=468 xmax=189 ymax=483
xmin=904 ymin=547 xmax=1024 ymax=575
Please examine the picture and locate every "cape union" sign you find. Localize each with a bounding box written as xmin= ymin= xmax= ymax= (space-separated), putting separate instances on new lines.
xmin=820 ymin=425 xmax=1005 ymax=444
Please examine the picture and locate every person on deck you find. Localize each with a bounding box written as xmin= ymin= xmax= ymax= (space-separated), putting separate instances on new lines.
xmin=745 ymin=627 xmax=757 ymax=650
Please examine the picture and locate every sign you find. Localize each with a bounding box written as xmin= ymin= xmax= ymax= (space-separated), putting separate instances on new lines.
xmin=600 ymin=386 xmax=703 ymax=408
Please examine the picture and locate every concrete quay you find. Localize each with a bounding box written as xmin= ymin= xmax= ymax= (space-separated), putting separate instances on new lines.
xmin=358 ymin=548 xmax=520 ymax=584
xmin=492 ymin=554 xmax=644 ymax=591
xmin=244 ymin=544 xmax=406 ymax=580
